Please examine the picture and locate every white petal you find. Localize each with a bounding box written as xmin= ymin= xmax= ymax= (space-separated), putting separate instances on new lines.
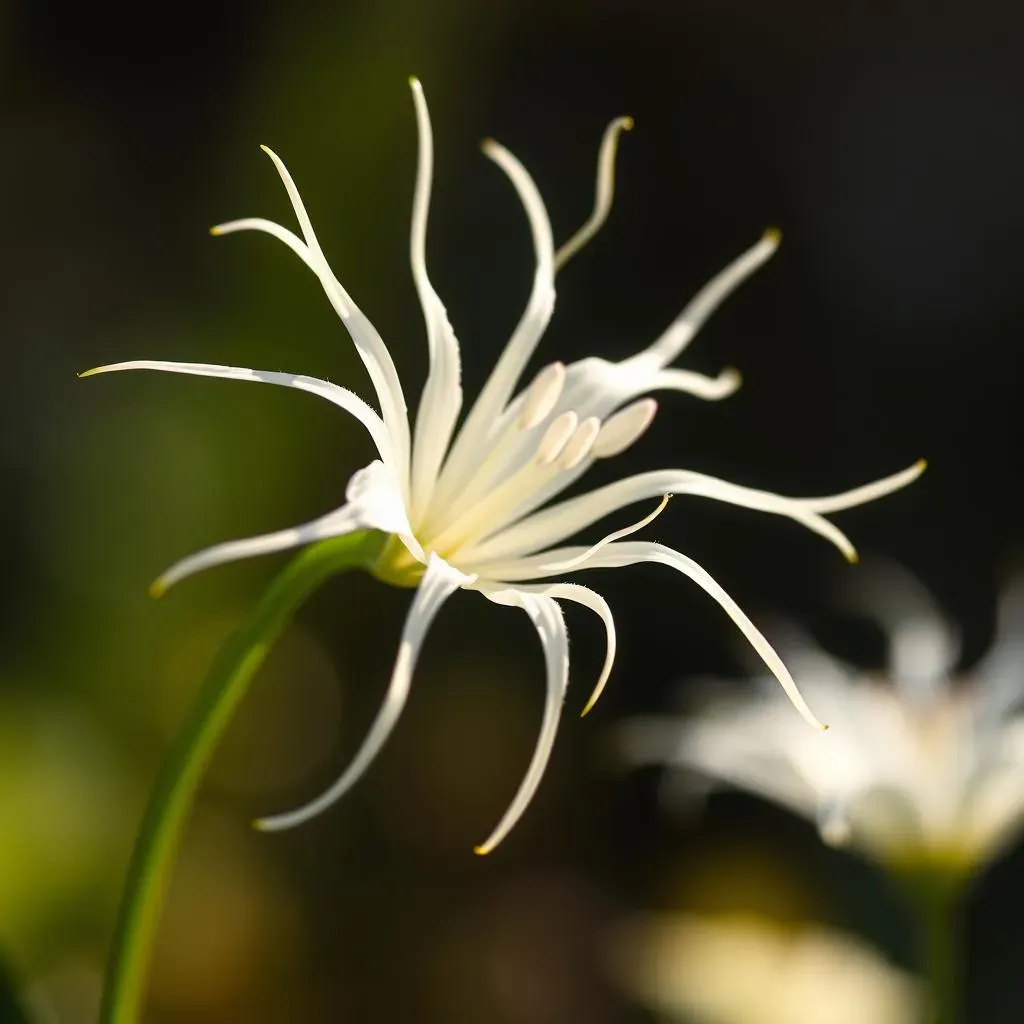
xmin=505 ymin=582 xmax=617 ymax=716
xmin=647 ymin=366 xmax=743 ymax=401
xmin=637 ymin=230 xmax=779 ymax=368
xmin=474 ymin=589 xmax=569 ymax=854
xmin=408 ymin=79 xmax=463 ymax=521
xmin=435 ymin=138 xmax=556 ymax=503
xmin=790 ymin=460 xmax=927 ymax=514
xmin=152 ymin=460 xmax=413 ymax=595
xmin=973 ymin=575 xmax=1024 ymax=724
xmin=217 ymin=148 xmax=412 ymax=489
xmin=839 ymin=561 xmax=959 ymax=700
xmin=554 ymin=116 xmax=632 ymax=271
xmin=256 ymin=553 xmax=472 ymax=832
xmin=481 ymin=540 xmax=825 ymax=730
xmin=80 ymin=359 xmax=394 ymax=466
xmin=461 ymin=468 xmax=866 ymax=566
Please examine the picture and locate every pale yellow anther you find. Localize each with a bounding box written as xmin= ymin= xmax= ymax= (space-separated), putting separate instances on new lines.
xmin=558 ymin=416 xmax=601 ymax=470
xmin=592 ymin=398 xmax=658 ymax=459
xmin=536 ymin=411 xmax=578 ymax=465
xmin=519 ymin=362 xmax=566 ymax=429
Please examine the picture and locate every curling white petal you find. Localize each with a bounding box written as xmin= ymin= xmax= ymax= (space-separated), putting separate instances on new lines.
xmin=554 ymin=116 xmax=632 ymax=271
xmin=461 ymin=469 xmax=876 ymax=566
xmin=495 ymin=582 xmax=616 ymax=716
xmin=474 ymin=589 xmax=569 ymax=854
xmin=791 ymin=460 xmax=927 ymax=514
xmin=481 ymin=540 xmax=825 ymax=730
xmin=152 ymin=460 xmax=413 ymax=595
xmin=81 ymin=359 xmax=393 ymax=466
xmin=213 ymin=217 xmax=320 ymax=272
xmin=435 ymin=138 xmax=556 ymax=503
xmin=408 ymin=79 xmax=463 ymax=521
xmin=638 ymin=230 xmax=779 ymax=368
xmin=221 ymin=149 xmax=411 ymax=487
xmin=256 ymin=553 xmax=472 ymax=832
xmin=544 ymin=357 xmax=741 ymax=445
xmin=647 ymin=366 xmax=743 ymax=401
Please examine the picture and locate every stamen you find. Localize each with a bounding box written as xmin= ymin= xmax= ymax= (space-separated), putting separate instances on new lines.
xmin=519 ymin=362 xmax=566 ymax=429
xmin=591 ymin=399 xmax=658 ymax=459
xmin=540 ymin=494 xmax=672 ymax=572
xmin=555 ymin=116 xmax=634 ymax=271
xmin=536 ymin=411 xmax=578 ymax=465
xmin=558 ymin=417 xmax=601 ymax=470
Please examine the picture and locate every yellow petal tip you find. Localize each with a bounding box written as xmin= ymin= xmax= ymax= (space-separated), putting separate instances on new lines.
xmin=621 ymin=115 xmax=635 ymax=131
xmin=473 ymin=844 xmax=491 ymax=857
xmin=845 ymin=549 xmax=860 ymax=565
xmin=209 ymin=225 xmax=222 ymax=236
xmin=148 ymin=579 xmax=167 ymax=599
xmin=77 ymin=368 xmax=99 ymax=378
xmin=408 ymin=75 xmax=421 ymax=88
xmin=763 ymin=226 xmax=782 ymax=246
xmin=259 ymin=143 xmax=272 ymax=154
xmin=252 ymin=819 xmax=269 ymax=832
xmin=915 ymin=458 xmax=928 ymax=472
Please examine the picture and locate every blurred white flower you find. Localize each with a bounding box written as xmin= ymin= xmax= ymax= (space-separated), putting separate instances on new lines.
xmin=621 ymin=565 xmax=1024 ymax=871
xmin=83 ymin=80 xmax=921 ymax=852
xmin=613 ymin=913 xmax=920 ymax=1024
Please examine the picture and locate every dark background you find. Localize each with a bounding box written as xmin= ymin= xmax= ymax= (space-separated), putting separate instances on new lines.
xmin=2 ymin=0 xmax=1023 ymax=1020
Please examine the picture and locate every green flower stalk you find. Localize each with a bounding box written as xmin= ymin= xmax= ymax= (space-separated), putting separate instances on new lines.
xmin=98 ymin=532 xmax=382 ymax=1024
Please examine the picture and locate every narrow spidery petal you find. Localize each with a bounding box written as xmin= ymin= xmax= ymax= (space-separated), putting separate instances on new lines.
xmin=536 ymin=411 xmax=578 ymax=465
xmin=554 ymin=115 xmax=633 ymax=271
xmin=151 ymin=460 xmax=414 ymax=595
xmin=519 ymin=362 xmax=566 ymax=429
xmin=78 ymin=359 xmax=393 ymax=466
xmin=558 ymin=416 xmax=601 ymax=470
xmin=460 ymin=465 xmax=900 ymax=569
xmin=475 ymin=591 xmax=568 ymax=854
xmin=408 ymin=77 xmax=464 ymax=520
xmin=255 ymin=555 xmax=472 ymax=832
xmin=499 ymin=582 xmax=616 ymax=717
xmin=538 ymin=495 xmax=671 ymax=573
xmin=640 ymin=229 xmax=780 ymax=368
xmin=210 ymin=217 xmax=330 ymax=292
xmin=651 ymin=366 xmax=742 ymax=401
xmin=239 ymin=147 xmax=412 ymax=489
xmin=559 ymin=541 xmax=827 ymax=730
xmin=550 ymin=585 xmax=617 ymax=716
xmin=795 ymin=460 xmax=927 ymax=514
xmin=592 ymin=399 xmax=658 ymax=459
xmin=434 ymin=137 xmax=556 ymax=502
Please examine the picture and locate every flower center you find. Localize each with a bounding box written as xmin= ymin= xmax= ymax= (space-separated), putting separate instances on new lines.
xmin=370 ymin=363 xmax=658 ymax=585
xmin=426 ymin=367 xmax=657 ymax=562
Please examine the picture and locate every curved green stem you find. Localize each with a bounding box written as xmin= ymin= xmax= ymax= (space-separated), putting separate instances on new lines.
xmin=99 ymin=530 xmax=383 ymax=1024
xmin=897 ymin=863 xmax=966 ymax=1024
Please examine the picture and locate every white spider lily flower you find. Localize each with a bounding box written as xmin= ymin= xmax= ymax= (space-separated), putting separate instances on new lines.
xmin=82 ymin=80 xmax=923 ymax=854
xmin=620 ymin=565 xmax=1024 ymax=872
